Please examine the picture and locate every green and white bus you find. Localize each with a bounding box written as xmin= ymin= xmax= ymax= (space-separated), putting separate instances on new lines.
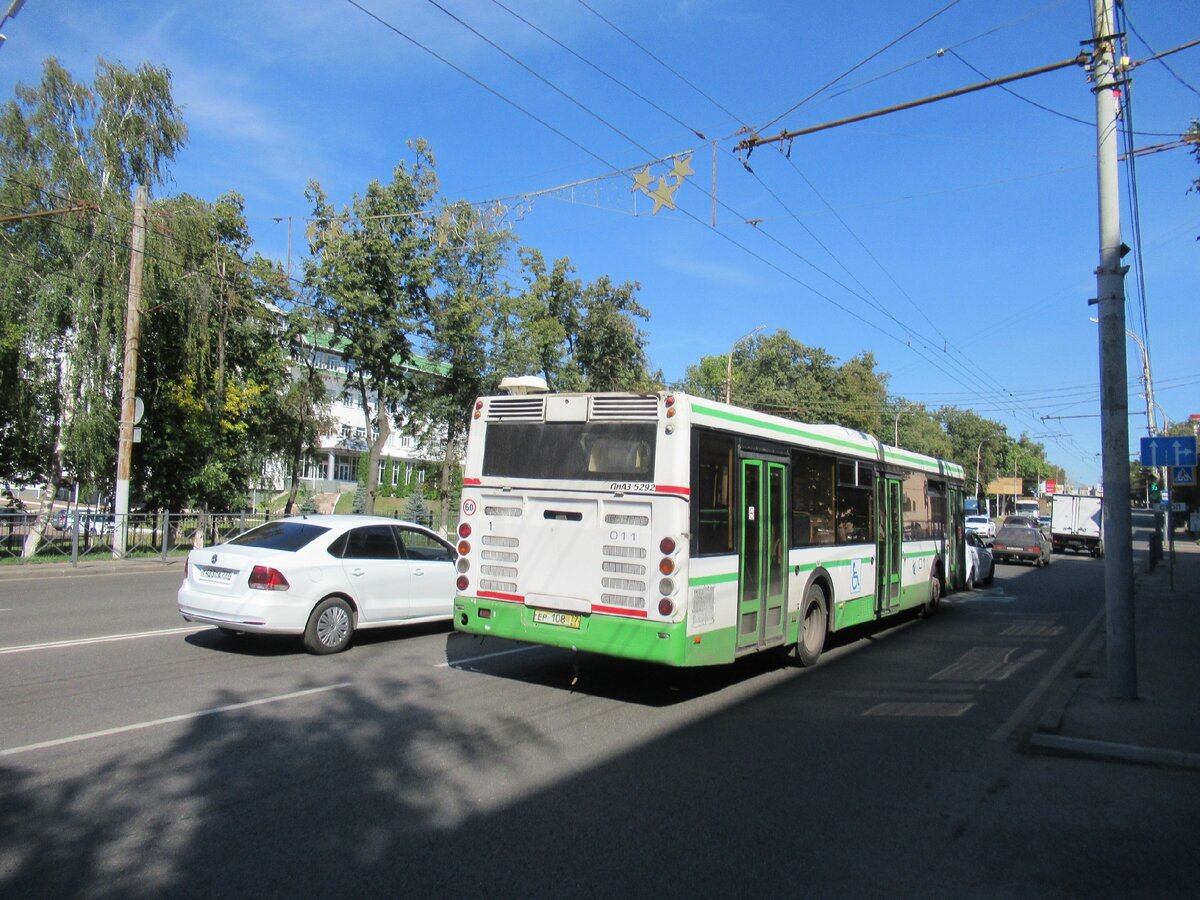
xmin=453 ymin=391 xmax=967 ymax=667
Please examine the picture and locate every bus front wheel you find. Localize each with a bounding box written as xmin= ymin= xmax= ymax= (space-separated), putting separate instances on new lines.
xmin=795 ymin=584 xmax=828 ymax=667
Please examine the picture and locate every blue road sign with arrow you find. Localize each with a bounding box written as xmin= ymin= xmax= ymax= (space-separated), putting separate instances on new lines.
xmin=1140 ymin=436 xmax=1197 ymax=468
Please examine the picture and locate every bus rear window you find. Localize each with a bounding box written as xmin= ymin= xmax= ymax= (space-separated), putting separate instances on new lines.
xmin=482 ymin=422 xmax=656 ymax=481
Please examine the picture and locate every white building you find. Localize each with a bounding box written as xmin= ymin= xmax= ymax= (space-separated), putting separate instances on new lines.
xmin=290 ymin=331 xmax=447 ymax=495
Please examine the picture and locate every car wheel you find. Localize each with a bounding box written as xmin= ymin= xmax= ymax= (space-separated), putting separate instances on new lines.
xmin=794 ymin=583 xmax=828 ymax=667
xmin=304 ymin=596 xmax=355 ymax=655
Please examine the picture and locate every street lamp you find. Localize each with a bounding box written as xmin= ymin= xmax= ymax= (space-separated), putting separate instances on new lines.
xmin=1090 ymin=317 xmax=1154 ymax=437
xmin=725 ymin=325 xmax=764 ymax=404
xmin=893 ymin=402 xmax=907 ymax=446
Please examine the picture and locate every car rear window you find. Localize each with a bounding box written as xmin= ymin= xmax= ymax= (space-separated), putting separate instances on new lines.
xmin=228 ymin=521 xmax=331 ymax=551
xmin=995 ymin=526 xmax=1036 ymax=543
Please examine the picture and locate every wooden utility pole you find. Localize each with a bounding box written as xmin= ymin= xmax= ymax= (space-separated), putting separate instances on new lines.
xmin=1091 ymin=0 xmax=1136 ymax=699
xmin=114 ymin=185 xmax=148 ymax=558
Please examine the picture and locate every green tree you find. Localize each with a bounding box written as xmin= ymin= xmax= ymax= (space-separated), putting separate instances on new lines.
xmin=137 ymin=192 xmax=289 ymax=513
xmin=0 ymin=57 xmax=186 ymax=554
xmin=304 ymin=141 xmax=438 ymax=516
xmin=572 ymin=276 xmax=657 ymax=391
xmin=680 ymin=329 xmax=883 ymax=429
xmin=416 ymin=200 xmax=515 ymax=530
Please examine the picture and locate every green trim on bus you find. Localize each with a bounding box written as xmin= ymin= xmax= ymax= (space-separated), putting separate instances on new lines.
xmin=691 ymin=400 xmax=965 ymax=480
xmin=691 ymin=402 xmax=871 ymax=453
xmin=689 ymin=572 xmax=739 ymax=587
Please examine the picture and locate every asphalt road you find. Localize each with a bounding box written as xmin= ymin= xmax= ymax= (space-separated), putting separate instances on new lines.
xmin=0 ymin=550 xmax=1194 ymax=897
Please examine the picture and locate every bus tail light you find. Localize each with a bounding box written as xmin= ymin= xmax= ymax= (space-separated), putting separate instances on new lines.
xmin=658 ymin=597 xmax=675 ymax=616
xmin=458 ymin=522 xmax=472 ymax=538
xmin=456 ymin=575 xmax=470 ymax=592
xmin=659 ymin=557 xmax=676 ymax=575
xmin=457 ymin=540 xmax=471 ymax=556
xmin=658 ymin=577 xmax=675 ymax=595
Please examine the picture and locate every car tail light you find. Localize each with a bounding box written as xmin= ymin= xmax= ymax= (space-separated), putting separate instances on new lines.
xmin=248 ymin=565 xmax=289 ymax=591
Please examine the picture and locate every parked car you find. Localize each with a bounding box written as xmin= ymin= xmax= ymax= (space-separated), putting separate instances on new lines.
xmin=964 ymin=514 xmax=995 ymax=540
xmin=83 ymin=512 xmax=114 ymax=535
xmin=992 ymin=523 xmax=1052 ymax=567
xmin=177 ymin=514 xmax=457 ymax=654
xmin=965 ymin=532 xmax=995 ymax=588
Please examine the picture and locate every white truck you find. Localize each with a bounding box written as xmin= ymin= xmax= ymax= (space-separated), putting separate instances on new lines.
xmin=1050 ymin=494 xmax=1104 ymax=557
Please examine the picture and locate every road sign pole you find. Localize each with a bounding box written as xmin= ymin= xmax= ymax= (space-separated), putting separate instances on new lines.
xmin=1167 ymin=465 xmax=1174 ymax=591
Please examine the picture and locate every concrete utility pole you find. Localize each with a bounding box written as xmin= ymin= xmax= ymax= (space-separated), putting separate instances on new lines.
xmin=114 ymin=184 xmax=148 ymax=558
xmin=1091 ymin=0 xmax=1137 ymax=699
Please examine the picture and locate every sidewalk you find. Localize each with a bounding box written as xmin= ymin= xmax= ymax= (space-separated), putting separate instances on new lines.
xmin=0 ymin=555 xmax=182 ymax=579
xmin=1029 ymin=527 xmax=1200 ymax=770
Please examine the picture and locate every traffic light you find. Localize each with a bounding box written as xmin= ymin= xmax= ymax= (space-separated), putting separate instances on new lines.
xmin=1150 ymin=479 xmax=1161 ymax=503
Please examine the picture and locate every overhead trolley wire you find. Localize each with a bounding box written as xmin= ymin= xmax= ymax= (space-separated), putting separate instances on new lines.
xmin=754 ymin=0 xmax=964 ymax=136
xmin=347 ymin=0 xmax=1097 ymax=462
xmin=573 ymin=0 xmax=746 ymax=130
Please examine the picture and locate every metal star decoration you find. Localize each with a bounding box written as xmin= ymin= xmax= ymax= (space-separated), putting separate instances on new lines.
xmin=650 ymin=177 xmax=678 ymax=214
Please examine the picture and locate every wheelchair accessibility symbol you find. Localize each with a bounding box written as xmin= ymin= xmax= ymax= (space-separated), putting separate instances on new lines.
xmin=850 ymin=559 xmax=862 ymax=594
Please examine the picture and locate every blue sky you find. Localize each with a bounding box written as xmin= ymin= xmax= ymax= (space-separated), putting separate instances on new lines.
xmin=2 ymin=1 xmax=1197 ymax=486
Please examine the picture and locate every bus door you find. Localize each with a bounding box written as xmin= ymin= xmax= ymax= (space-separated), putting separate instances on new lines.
xmin=738 ymin=456 xmax=788 ymax=650
xmin=877 ymin=476 xmax=903 ymax=614
xmin=947 ymin=485 xmax=965 ymax=590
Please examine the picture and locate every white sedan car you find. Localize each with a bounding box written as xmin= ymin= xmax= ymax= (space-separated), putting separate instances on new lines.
xmin=965 ymin=532 xmax=995 ymax=589
xmin=178 ymin=514 xmax=457 ymax=654
xmin=964 ymin=515 xmax=995 ymax=540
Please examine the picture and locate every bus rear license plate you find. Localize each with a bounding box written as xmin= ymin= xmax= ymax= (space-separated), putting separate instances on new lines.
xmin=533 ymin=610 xmax=581 ymax=629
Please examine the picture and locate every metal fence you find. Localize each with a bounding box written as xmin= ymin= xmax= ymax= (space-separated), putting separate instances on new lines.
xmin=0 ymin=507 xmax=438 ymax=566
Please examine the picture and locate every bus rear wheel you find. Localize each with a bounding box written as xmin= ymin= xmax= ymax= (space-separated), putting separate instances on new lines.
xmin=795 ymin=584 xmax=828 ymax=667
xmin=920 ymin=573 xmax=942 ymax=617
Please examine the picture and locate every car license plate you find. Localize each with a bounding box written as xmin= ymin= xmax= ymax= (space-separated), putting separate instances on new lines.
xmin=533 ymin=609 xmax=581 ymax=629
xmin=200 ymin=567 xmax=233 ymax=583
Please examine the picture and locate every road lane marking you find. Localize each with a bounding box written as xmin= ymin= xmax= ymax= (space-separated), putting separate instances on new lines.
xmin=437 ymin=645 xmax=544 ymax=668
xmin=0 ymin=625 xmax=207 ymax=655
xmin=0 ymin=683 xmax=354 ymax=757
xmin=991 ymin=605 xmax=1105 ymax=743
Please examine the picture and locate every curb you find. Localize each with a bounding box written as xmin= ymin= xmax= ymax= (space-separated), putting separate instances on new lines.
xmin=0 ymin=559 xmax=181 ymax=579
xmin=1027 ymin=733 xmax=1200 ymax=771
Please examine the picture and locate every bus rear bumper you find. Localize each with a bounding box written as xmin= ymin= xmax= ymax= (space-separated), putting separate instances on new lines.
xmin=453 ymin=596 xmax=727 ymax=667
